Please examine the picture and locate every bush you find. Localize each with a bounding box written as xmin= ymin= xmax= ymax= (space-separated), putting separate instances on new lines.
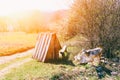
xmin=66 ymin=0 xmax=120 ymax=58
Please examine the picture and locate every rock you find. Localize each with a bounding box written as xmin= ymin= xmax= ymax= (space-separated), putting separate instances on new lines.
xmin=97 ymin=72 xmax=105 ymax=79
xmin=112 ymin=58 xmax=119 ymax=62
xmin=74 ymin=47 xmax=102 ymax=65
xmin=111 ymin=71 xmax=118 ymax=76
xmin=112 ymin=63 xmax=116 ymax=66
xmin=100 ymin=57 xmax=105 ymax=60
xmin=104 ymin=61 xmax=109 ymax=64
xmin=74 ymin=54 xmax=81 ymax=61
xmin=96 ymin=66 xmax=103 ymax=72
xmin=100 ymin=60 xmax=105 ymax=63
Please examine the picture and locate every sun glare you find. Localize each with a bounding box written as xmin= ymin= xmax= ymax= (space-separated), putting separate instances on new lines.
xmin=0 ymin=0 xmax=72 ymax=16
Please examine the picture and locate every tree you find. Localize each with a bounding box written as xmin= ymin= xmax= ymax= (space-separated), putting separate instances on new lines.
xmin=67 ymin=0 xmax=120 ymax=58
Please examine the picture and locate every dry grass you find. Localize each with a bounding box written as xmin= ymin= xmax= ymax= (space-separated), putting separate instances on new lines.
xmin=0 ymin=32 xmax=37 ymax=56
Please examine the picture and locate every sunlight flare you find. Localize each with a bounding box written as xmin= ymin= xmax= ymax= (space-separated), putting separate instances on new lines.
xmin=0 ymin=0 xmax=72 ymax=16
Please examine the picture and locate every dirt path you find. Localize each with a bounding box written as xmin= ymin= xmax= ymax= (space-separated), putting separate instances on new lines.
xmin=0 ymin=49 xmax=34 ymax=65
xmin=0 ymin=58 xmax=32 ymax=77
xmin=0 ymin=49 xmax=35 ymax=77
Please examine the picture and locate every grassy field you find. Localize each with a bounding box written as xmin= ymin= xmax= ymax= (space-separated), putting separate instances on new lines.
xmin=1 ymin=59 xmax=120 ymax=80
xmin=1 ymin=59 xmax=75 ymax=80
xmin=0 ymin=32 xmax=37 ymax=56
xmin=0 ymin=33 xmax=119 ymax=80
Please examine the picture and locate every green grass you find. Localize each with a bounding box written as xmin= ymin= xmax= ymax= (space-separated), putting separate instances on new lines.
xmin=0 ymin=54 xmax=32 ymax=70
xmin=2 ymin=59 xmax=119 ymax=80
xmin=1 ymin=60 xmax=74 ymax=80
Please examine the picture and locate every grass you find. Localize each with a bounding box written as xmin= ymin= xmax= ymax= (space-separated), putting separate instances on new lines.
xmin=0 ymin=32 xmax=37 ymax=56
xmin=0 ymin=33 xmax=119 ymax=80
xmin=1 ymin=59 xmax=74 ymax=80
xmin=1 ymin=59 xmax=119 ymax=80
xmin=0 ymin=54 xmax=32 ymax=70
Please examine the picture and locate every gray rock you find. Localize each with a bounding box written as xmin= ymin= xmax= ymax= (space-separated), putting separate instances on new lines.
xmin=112 ymin=63 xmax=116 ymax=66
xmin=112 ymin=58 xmax=119 ymax=62
xmin=111 ymin=71 xmax=118 ymax=76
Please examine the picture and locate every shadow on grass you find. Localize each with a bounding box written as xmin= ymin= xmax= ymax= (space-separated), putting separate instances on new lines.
xmin=94 ymin=65 xmax=112 ymax=79
xmin=46 ymin=52 xmax=75 ymax=66
xmin=46 ymin=59 xmax=75 ymax=66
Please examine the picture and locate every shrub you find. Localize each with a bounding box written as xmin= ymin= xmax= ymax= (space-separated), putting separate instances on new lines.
xmin=66 ymin=0 xmax=120 ymax=58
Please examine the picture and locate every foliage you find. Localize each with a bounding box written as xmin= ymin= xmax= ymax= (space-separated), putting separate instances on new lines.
xmin=67 ymin=0 xmax=120 ymax=58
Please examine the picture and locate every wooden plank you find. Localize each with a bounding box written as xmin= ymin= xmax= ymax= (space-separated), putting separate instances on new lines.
xmin=39 ymin=33 xmax=49 ymax=62
xmin=37 ymin=33 xmax=47 ymax=61
xmin=42 ymin=33 xmax=52 ymax=62
xmin=33 ymin=33 xmax=41 ymax=59
xmin=33 ymin=32 xmax=61 ymax=62
xmin=36 ymin=33 xmax=44 ymax=61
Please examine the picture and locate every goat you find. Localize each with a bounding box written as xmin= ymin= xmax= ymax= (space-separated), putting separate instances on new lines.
xmin=59 ymin=45 xmax=67 ymax=59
